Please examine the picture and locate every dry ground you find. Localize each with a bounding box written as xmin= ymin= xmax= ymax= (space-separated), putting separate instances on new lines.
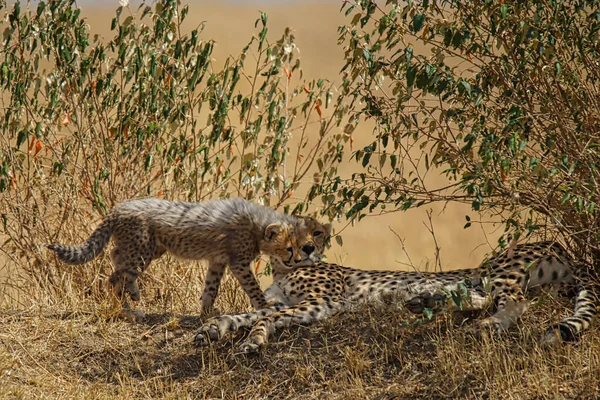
xmin=1 ymin=287 xmax=599 ymax=399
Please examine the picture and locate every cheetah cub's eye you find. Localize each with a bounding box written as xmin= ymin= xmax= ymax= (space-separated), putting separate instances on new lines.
xmin=286 ymin=247 xmax=293 ymax=253
xmin=313 ymin=231 xmax=322 ymax=237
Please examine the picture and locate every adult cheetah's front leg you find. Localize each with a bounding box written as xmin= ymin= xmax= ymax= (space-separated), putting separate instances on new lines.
xmin=239 ymin=296 xmax=346 ymax=353
xmin=194 ymin=305 xmax=285 ymax=345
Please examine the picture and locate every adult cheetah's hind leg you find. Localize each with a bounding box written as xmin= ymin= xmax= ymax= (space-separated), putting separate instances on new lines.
xmin=478 ymin=281 xmax=530 ymax=334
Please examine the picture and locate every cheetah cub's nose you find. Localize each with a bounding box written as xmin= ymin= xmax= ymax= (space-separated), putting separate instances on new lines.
xmin=302 ymin=244 xmax=315 ymax=255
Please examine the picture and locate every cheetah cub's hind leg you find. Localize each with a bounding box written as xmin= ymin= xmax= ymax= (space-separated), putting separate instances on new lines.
xmin=200 ymin=261 xmax=227 ymax=316
xmin=108 ymin=218 xmax=157 ymax=322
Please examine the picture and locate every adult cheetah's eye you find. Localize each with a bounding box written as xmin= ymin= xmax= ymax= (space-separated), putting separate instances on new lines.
xmin=286 ymin=247 xmax=293 ymax=253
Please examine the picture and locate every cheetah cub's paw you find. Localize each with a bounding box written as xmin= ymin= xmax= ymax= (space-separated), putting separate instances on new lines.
xmin=194 ymin=315 xmax=237 ymax=346
xmin=119 ymin=308 xmax=146 ymax=323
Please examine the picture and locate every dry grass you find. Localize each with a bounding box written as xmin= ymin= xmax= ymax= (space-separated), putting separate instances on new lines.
xmin=1 ymin=273 xmax=599 ymax=400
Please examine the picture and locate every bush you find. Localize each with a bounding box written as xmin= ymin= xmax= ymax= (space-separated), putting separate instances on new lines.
xmin=315 ymin=0 xmax=600 ymax=260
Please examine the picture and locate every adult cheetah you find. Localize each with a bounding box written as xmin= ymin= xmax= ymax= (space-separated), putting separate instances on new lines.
xmin=46 ymin=198 xmax=331 ymax=320
xmin=195 ymin=241 xmax=598 ymax=352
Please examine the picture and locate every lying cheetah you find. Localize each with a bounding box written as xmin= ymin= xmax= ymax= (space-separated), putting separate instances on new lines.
xmin=46 ymin=198 xmax=331 ymax=320
xmin=195 ymin=241 xmax=598 ymax=352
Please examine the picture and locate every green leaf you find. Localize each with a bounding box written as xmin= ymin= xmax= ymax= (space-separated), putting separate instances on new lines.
xmin=460 ymin=80 xmax=471 ymax=97
xmin=411 ymin=14 xmax=425 ymax=32
xmin=16 ymin=130 xmax=28 ymax=148
xmin=362 ymin=47 xmax=371 ymax=62
xmin=36 ymin=1 xmax=46 ymax=18
xmin=261 ymin=12 xmax=268 ymax=26
xmin=423 ymin=307 xmax=434 ymax=320
xmin=449 ymin=290 xmax=462 ymax=310
xmin=362 ymin=152 xmax=371 ymax=168
xmin=406 ymin=66 xmax=417 ymax=89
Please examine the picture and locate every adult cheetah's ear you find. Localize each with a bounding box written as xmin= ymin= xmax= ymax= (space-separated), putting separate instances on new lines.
xmin=265 ymin=223 xmax=283 ymax=241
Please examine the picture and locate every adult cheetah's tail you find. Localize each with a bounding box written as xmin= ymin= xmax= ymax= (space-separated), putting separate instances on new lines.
xmin=543 ymin=265 xmax=599 ymax=344
xmin=45 ymin=214 xmax=117 ymax=265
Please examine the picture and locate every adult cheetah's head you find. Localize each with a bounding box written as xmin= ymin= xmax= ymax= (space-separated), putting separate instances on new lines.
xmin=296 ymin=217 xmax=332 ymax=265
xmin=260 ymin=217 xmax=332 ymax=270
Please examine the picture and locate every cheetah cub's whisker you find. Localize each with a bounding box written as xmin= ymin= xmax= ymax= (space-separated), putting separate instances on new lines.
xmin=45 ymin=198 xmax=331 ymax=321
xmin=195 ymin=241 xmax=598 ymax=353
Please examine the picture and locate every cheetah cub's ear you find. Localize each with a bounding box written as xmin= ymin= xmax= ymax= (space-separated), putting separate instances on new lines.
xmin=264 ymin=223 xmax=284 ymax=241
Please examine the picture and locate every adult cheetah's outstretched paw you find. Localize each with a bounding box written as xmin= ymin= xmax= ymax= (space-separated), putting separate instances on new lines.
xmin=239 ymin=335 xmax=264 ymax=353
xmin=477 ymin=316 xmax=504 ymax=334
xmin=541 ymin=323 xmax=579 ymax=347
xmin=193 ymin=316 xmax=237 ymax=346
xmin=540 ymin=328 xmax=563 ymax=347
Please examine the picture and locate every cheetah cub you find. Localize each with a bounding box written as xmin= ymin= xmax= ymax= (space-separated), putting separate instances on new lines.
xmin=46 ymin=198 xmax=331 ymax=321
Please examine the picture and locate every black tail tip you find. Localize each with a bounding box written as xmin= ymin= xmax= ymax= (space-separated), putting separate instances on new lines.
xmin=546 ymin=323 xmax=579 ymax=343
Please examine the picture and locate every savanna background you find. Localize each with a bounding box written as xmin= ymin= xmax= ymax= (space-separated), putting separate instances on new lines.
xmin=1 ymin=0 xmax=599 ymax=398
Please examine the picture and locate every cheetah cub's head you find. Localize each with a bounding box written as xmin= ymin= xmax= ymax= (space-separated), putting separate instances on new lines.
xmin=261 ymin=217 xmax=332 ymax=269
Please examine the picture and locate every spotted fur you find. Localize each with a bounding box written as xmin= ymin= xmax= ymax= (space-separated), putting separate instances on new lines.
xmin=46 ymin=198 xmax=331 ymax=320
xmin=195 ymin=241 xmax=598 ymax=352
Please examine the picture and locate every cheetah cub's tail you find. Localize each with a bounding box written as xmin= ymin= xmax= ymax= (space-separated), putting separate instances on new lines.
xmin=45 ymin=214 xmax=117 ymax=265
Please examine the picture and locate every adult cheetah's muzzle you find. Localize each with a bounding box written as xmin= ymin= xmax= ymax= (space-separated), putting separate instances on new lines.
xmin=302 ymin=244 xmax=315 ymax=255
